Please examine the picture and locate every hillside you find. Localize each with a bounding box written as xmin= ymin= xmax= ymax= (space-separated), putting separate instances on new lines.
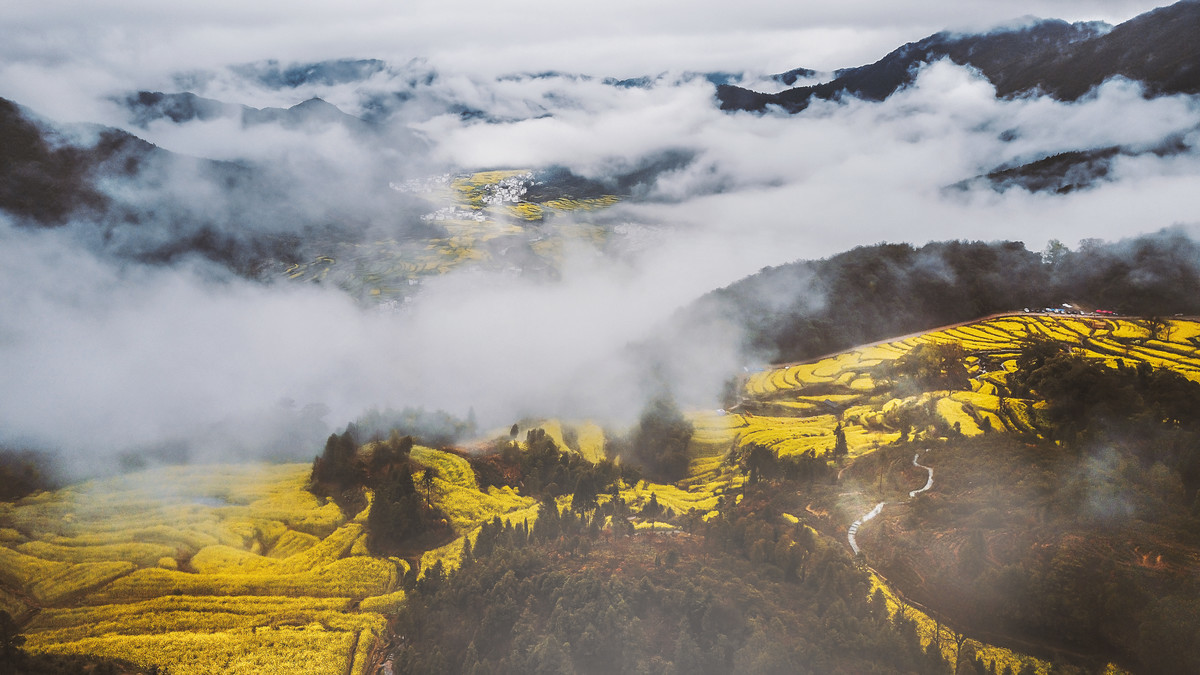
xmin=731 ymin=313 xmax=1200 ymax=672
xmin=3 ymin=1 xmax=1200 ymax=671
xmin=717 ymin=0 xmax=1200 ymax=113
xmin=677 ymin=231 xmax=1200 ymax=366
xmin=0 ymin=447 xmax=541 ymax=674
xmin=0 ymin=96 xmax=401 ymax=275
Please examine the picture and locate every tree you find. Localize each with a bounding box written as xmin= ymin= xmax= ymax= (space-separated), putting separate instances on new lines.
xmin=571 ymin=472 xmax=599 ymax=512
xmin=367 ymin=467 xmax=449 ymax=553
xmin=0 ymin=611 xmax=25 ymax=675
xmin=744 ymin=443 xmax=775 ymax=484
xmin=890 ymin=342 xmax=970 ymax=392
xmin=833 ymin=423 xmax=849 ymax=460
xmin=369 ymin=432 xmax=413 ymax=479
xmin=641 ymin=493 xmax=663 ymax=520
xmin=1042 ymin=239 xmax=1069 ymax=266
xmin=952 ymin=629 xmax=970 ymax=674
xmin=1144 ymin=316 xmax=1171 ymax=341
xmin=421 ymin=466 xmax=438 ymax=503
xmin=311 ymin=428 xmax=360 ymax=489
xmin=630 ymin=393 xmax=695 ymax=482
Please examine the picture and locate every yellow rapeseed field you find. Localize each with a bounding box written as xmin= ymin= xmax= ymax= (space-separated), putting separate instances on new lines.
xmin=3 ymin=463 xmax=401 ymax=674
xmin=740 ymin=315 xmax=1200 ymax=454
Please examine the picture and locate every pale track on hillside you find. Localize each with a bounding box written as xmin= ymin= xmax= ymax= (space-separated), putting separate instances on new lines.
xmin=848 ymin=450 xmax=932 ymax=555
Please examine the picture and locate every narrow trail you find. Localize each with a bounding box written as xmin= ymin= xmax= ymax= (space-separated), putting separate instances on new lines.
xmin=909 ymin=452 xmax=933 ymax=498
xmin=847 ymin=502 xmax=885 ymax=555
xmin=848 ymin=450 xmax=932 ymax=555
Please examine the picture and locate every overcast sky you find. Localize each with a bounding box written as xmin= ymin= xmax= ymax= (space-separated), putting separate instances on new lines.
xmin=2 ymin=0 xmax=1198 ymax=464
xmin=0 ymin=1 xmax=1174 ymax=82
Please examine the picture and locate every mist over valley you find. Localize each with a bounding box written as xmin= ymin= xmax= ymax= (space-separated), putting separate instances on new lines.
xmin=2 ymin=1 xmax=1200 ymax=673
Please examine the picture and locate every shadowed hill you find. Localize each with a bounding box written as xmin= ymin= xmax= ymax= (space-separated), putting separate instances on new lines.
xmin=678 ymin=230 xmax=1200 ymax=364
xmin=718 ymin=0 xmax=1200 ymax=113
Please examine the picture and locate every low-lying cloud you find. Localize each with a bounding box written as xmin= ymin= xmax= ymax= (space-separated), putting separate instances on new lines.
xmin=0 ymin=212 xmax=746 ymax=469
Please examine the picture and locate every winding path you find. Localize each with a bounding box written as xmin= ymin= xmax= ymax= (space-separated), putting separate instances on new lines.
xmin=909 ymin=452 xmax=933 ymax=498
xmin=848 ymin=450 xmax=932 ymax=555
xmin=848 ymin=502 xmax=885 ymax=555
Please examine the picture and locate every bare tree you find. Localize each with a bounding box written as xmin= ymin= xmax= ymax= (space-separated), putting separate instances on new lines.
xmin=952 ymin=629 xmax=969 ymax=674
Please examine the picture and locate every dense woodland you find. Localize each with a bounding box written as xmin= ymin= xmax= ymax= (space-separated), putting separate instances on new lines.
xmin=0 ymin=450 xmax=58 ymax=503
xmin=390 ymin=490 xmax=973 ymax=675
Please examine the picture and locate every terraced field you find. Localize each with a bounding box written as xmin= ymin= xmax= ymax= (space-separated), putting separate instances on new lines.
xmin=283 ymin=170 xmax=620 ymax=301
xmin=735 ymin=314 xmax=1200 ymax=458
xmin=1 ymin=449 xmax=537 ymax=674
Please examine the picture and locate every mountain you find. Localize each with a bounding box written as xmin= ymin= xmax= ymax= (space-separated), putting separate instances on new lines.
xmin=718 ymin=0 xmax=1200 ymax=113
xmin=675 ymin=230 xmax=1200 ymax=365
xmin=0 ymin=97 xmax=184 ymax=227
xmin=0 ymin=97 xmax=432 ymax=274
xmin=952 ymin=132 xmax=1192 ymax=194
xmin=226 ymin=58 xmax=389 ymax=89
xmin=121 ymin=92 xmax=384 ymax=138
xmin=772 ymin=66 xmax=817 ymax=86
xmin=122 ymin=91 xmax=241 ymax=127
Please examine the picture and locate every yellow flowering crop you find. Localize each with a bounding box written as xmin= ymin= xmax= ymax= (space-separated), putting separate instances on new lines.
xmin=734 ymin=316 xmax=1200 ymax=461
xmin=29 ymin=626 xmax=359 ymax=675
xmin=16 ymin=540 xmax=176 ymax=568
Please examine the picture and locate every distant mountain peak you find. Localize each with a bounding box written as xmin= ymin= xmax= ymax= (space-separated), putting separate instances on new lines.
xmin=228 ymin=58 xmax=388 ymax=89
xmin=718 ymin=0 xmax=1200 ymax=113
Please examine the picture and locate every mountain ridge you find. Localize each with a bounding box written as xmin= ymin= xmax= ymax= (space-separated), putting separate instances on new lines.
xmin=717 ymin=0 xmax=1200 ymax=113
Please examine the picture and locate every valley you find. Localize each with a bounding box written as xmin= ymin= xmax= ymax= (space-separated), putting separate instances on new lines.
xmin=4 ymin=1 xmax=1200 ymax=672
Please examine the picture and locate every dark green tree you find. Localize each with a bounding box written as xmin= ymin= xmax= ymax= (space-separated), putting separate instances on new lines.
xmin=630 ymin=393 xmax=695 ymax=482
xmin=833 ymin=423 xmax=849 ymax=460
xmin=421 ymin=466 xmax=439 ymax=503
xmin=0 ymin=611 xmax=26 ymax=675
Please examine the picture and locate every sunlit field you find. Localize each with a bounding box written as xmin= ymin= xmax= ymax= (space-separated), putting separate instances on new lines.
xmin=738 ymin=314 xmax=1200 ymax=455
xmin=1 ymin=452 xmax=537 ymax=675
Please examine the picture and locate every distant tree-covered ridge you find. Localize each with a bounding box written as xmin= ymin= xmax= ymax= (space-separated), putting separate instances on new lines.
xmin=680 ymin=229 xmax=1200 ymax=365
xmin=0 ymin=448 xmax=59 ymax=502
